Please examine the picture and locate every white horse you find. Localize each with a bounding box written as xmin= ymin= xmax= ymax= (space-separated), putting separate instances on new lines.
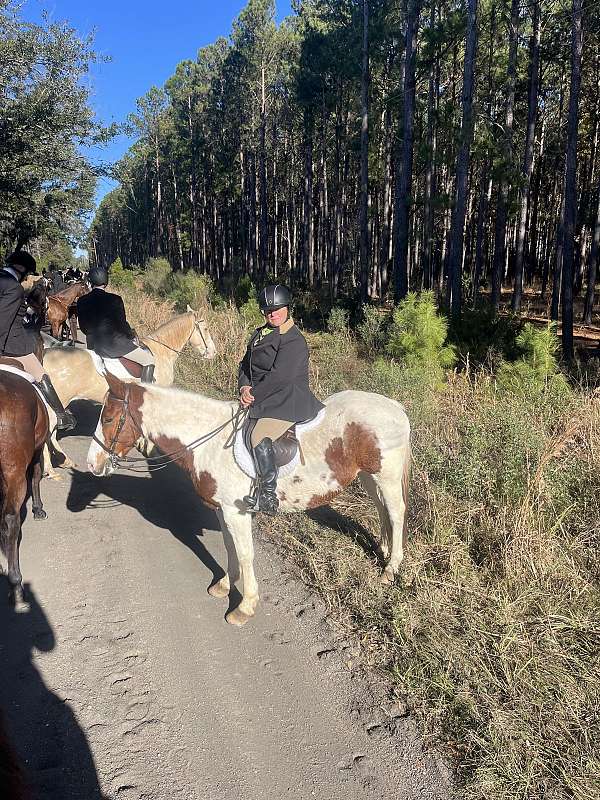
xmin=43 ymin=308 xmax=216 ymax=475
xmin=87 ymin=373 xmax=411 ymax=626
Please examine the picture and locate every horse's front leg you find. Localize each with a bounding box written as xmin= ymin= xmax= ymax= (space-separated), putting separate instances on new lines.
xmin=68 ymin=313 xmax=78 ymax=346
xmin=31 ymin=451 xmax=47 ymax=520
xmin=219 ymin=506 xmax=259 ymax=626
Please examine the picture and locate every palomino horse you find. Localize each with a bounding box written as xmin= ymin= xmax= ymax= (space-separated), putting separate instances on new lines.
xmin=42 ymin=309 xmax=217 ymax=474
xmin=87 ymin=373 xmax=411 ymax=626
xmin=47 ymin=282 xmax=89 ymax=341
xmin=0 ymin=370 xmax=48 ymax=608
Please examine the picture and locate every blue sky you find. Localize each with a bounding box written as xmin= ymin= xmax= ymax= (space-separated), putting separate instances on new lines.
xmin=22 ymin=0 xmax=293 ymax=209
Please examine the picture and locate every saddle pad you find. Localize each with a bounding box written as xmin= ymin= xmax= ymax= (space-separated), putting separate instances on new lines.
xmin=0 ymin=363 xmax=35 ymax=382
xmin=89 ymin=350 xmax=139 ymax=382
xmin=234 ymin=408 xmax=326 ymax=479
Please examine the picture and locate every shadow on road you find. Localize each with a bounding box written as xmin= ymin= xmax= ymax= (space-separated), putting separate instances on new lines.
xmin=65 ymin=461 xmax=229 ymax=592
xmin=0 ymin=582 xmax=105 ymax=799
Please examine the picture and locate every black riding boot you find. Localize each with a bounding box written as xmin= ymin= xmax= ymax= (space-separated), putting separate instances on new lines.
xmin=243 ymin=438 xmax=279 ymax=515
xmin=140 ymin=364 xmax=155 ymax=384
xmin=35 ymin=374 xmax=76 ymax=432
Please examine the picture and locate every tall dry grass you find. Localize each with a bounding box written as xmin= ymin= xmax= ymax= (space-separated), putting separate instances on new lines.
xmin=122 ymin=287 xmax=600 ymax=800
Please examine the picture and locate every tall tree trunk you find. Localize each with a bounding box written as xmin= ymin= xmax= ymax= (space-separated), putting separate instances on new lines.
xmin=491 ymin=0 xmax=519 ymax=311
xmin=359 ymin=0 xmax=370 ymax=303
xmin=512 ymin=0 xmax=541 ymax=311
xmin=561 ymin=0 xmax=583 ymax=360
xmin=259 ymin=63 xmax=268 ymax=275
xmin=583 ymin=188 xmax=600 ymax=324
xmin=446 ymin=0 xmax=478 ymax=316
xmin=393 ymin=0 xmax=421 ymax=302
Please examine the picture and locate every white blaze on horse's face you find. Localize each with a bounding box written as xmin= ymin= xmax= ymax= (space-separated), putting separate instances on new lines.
xmin=87 ymin=414 xmax=112 ymax=476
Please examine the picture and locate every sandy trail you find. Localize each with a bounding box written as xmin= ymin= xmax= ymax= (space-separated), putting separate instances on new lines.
xmin=1 ymin=403 xmax=453 ymax=800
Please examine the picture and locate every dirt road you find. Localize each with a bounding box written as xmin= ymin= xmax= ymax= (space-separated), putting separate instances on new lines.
xmin=1 ymin=403 xmax=453 ymax=800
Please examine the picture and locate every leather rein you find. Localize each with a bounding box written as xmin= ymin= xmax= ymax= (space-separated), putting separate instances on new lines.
xmin=92 ymin=386 xmax=244 ymax=474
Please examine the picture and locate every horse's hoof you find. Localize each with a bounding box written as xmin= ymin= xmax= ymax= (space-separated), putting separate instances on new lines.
xmin=208 ymin=576 xmax=230 ymax=598
xmin=226 ymin=607 xmax=253 ymax=626
xmin=33 ymin=508 xmax=47 ymax=521
xmin=380 ymin=567 xmax=396 ymax=585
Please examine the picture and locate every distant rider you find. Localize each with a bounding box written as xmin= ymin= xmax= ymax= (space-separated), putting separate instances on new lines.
xmin=0 ymin=251 xmax=76 ymax=430
xmin=238 ymin=284 xmax=323 ymax=515
xmin=76 ymin=266 xmax=155 ymax=383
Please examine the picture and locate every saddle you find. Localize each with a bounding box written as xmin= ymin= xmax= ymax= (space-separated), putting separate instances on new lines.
xmin=0 ymin=356 xmax=26 ymax=371
xmin=233 ymin=408 xmax=327 ymax=480
xmin=242 ymin=419 xmax=300 ymax=470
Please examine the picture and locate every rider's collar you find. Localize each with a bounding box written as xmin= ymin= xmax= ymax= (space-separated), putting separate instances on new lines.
xmin=2 ymin=266 xmax=20 ymax=281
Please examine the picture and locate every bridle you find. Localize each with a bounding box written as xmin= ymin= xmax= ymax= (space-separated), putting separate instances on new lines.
xmin=142 ymin=318 xmax=211 ymax=357
xmin=92 ymin=387 xmax=244 ymax=474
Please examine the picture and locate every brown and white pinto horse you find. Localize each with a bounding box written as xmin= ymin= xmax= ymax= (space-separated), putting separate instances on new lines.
xmin=0 ymin=371 xmax=48 ymax=608
xmin=47 ymin=282 xmax=89 ymax=341
xmin=87 ymin=373 xmax=411 ymax=626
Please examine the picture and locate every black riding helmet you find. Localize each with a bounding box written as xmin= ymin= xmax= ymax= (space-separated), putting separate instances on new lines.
xmin=89 ymin=266 xmax=109 ymax=286
xmin=6 ymin=251 xmax=37 ymax=275
xmin=258 ymin=284 xmax=291 ymax=313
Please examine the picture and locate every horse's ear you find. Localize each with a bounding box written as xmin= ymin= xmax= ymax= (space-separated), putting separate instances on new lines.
xmin=105 ymin=371 xmax=126 ymax=399
xmin=186 ymin=304 xmax=195 ymax=315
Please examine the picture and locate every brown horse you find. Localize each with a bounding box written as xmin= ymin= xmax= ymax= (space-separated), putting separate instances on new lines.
xmin=47 ymin=282 xmax=89 ymax=342
xmin=0 ymin=371 xmax=48 ymax=608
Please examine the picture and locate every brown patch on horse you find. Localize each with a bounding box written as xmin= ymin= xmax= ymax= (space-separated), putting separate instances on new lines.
xmin=307 ymin=423 xmax=382 ymax=510
xmin=153 ymin=434 xmax=219 ymax=509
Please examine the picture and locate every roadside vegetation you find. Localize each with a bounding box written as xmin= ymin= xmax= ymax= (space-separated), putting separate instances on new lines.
xmin=118 ymin=259 xmax=600 ymax=800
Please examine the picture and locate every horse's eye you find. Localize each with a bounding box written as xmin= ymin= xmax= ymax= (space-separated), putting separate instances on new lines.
xmin=104 ymin=416 xmax=114 ymax=423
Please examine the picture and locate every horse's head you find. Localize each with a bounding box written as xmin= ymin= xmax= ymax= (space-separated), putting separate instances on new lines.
xmin=87 ymin=372 xmax=143 ymax=477
xmin=187 ymin=305 xmax=217 ymax=360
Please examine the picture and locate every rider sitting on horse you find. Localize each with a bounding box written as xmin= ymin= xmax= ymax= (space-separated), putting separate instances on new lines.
xmin=239 ymin=284 xmax=324 ymax=515
xmin=76 ymin=267 xmax=156 ymax=383
xmin=0 ymin=251 xmax=76 ymax=431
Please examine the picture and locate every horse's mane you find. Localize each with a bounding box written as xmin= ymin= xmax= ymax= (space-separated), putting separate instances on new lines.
xmin=146 ymin=382 xmax=234 ymax=415
xmin=146 ymin=312 xmax=193 ymax=349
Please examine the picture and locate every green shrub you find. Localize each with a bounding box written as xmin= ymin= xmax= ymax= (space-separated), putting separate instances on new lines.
xmin=109 ymin=257 xmax=135 ymax=289
xmin=165 ymin=271 xmax=213 ymax=311
xmin=387 ymin=291 xmax=457 ymax=375
xmin=141 ymin=257 xmax=172 ymax=295
xmin=239 ymin=297 xmax=264 ymax=329
xmin=233 ymin=275 xmax=257 ymax=307
xmin=497 ymin=323 xmax=571 ymax=403
xmin=357 ymin=304 xmax=390 ymax=354
xmin=327 ymin=306 xmax=349 ymax=336
xmin=450 ymin=306 xmax=523 ymax=368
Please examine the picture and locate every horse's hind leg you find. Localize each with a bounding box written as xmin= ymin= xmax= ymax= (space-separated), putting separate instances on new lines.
xmin=31 ymin=451 xmax=47 ymax=520
xmin=359 ymin=471 xmax=393 ymax=561
xmin=372 ymin=447 xmax=410 ymax=584
xmin=2 ymin=478 xmax=28 ymax=607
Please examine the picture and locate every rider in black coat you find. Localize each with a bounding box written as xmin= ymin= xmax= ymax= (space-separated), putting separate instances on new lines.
xmin=238 ymin=284 xmax=323 ymax=515
xmin=77 ymin=267 xmax=155 ymax=382
xmin=0 ymin=251 xmax=76 ymax=430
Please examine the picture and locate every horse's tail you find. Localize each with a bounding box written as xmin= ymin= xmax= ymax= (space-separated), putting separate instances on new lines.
xmin=401 ymin=441 xmax=411 ymax=547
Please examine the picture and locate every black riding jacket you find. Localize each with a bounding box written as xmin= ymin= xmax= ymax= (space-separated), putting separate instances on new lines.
xmin=0 ymin=269 xmax=37 ymax=357
xmin=77 ymin=287 xmax=137 ymax=358
xmin=238 ymin=318 xmax=324 ymax=422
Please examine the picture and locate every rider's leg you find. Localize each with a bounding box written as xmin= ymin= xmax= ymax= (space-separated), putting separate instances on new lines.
xmin=243 ymin=418 xmax=293 ymax=515
xmin=123 ymin=345 xmax=155 ymax=383
xmin=19 ymin=353 xmax=76 ymax=432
